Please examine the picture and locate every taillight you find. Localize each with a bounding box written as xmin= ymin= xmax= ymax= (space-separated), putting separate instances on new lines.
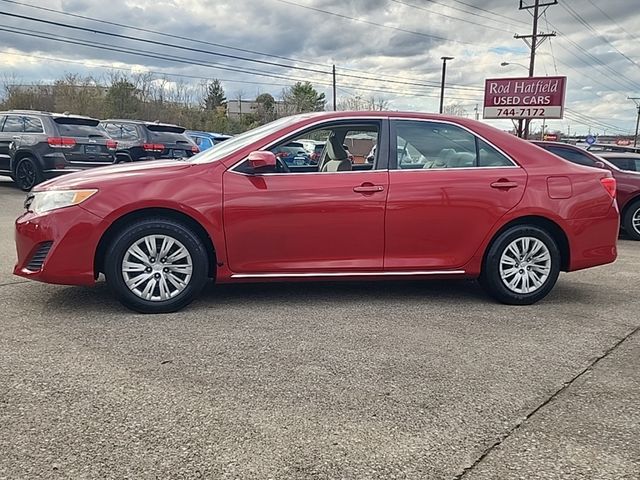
xmin=106 ymin=139 xmax=118 ymax=150
xmin=143 ymin=143 xmax=165 ymax=152
xmin=600 ymin=177 xmax=616 ymax=199
xmin=47 ymin=137 xmax=76 ymax=148
xmin=191 ymin=145 xmax=200 ymax=154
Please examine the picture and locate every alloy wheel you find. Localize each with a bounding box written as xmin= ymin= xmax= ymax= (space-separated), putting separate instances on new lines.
xmin=121 ymin=234 xmax=193 ymax=301
xmin=632 ymin=207 xmax=640 ymax=236
xmin=499 ymin=236 xmax=551 ymax=294
xmin=16 ymin=159 xmax=36 ymax=190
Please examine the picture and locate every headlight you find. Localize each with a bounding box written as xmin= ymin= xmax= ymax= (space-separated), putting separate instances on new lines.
xmin=28 ymin=189 xmax=98 ymax=214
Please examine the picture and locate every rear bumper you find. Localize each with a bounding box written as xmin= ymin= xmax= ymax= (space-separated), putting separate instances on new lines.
xmin=567 ymin=202 xmax=619 ymax=271
xmin=14 ymin=206 xmax=105 ymax=285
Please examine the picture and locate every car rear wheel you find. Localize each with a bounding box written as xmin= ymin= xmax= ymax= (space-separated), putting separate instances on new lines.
xmin=480 ymin=225 xmax=560 ymax=305
xmin=104 ymin=218 xmax=209 ymax=313
xmin=14 ymin=156 xmax=43 ymax=191
xmin=622 ymin=200 xmax=640 ymax=241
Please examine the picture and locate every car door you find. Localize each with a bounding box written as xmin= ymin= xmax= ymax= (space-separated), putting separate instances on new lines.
xmin=223 ymin=119 xmax=389 ymax=274
xmin=0 ymin=115 xmax=23 ymax=173
xmin=384 ymin=119 xmax=527 ymax=271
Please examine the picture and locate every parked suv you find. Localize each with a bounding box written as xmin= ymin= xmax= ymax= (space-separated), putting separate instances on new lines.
xmin=101 ymin=120 xmax=199 ymax=162
xmin=0 ymin=110 xmax=117 ymax=191
xmin=186 ymin=130 xmax=232 ymax=151
xmin=533 ymin=141 xmax=640 ymax=240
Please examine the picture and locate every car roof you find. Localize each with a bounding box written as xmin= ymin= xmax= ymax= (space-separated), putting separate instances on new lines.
xmin=0 ymin=110 xmax=99 ymax=121
xmin=186 ymin=130 xmax=231 ymax=138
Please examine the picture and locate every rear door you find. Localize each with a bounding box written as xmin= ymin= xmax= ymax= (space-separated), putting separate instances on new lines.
xmin=54 ymin=117 xmax=114 ymax=166
xmin=384 ymin=119 xmax=527 ymax=271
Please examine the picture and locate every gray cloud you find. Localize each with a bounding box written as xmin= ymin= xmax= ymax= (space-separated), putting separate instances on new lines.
xmin=0 ymin=0 xmax=638 ymax=134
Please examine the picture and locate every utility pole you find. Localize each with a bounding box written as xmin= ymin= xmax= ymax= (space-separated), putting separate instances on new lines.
xmin=332 ymin=65 xmax=337 ymax=111
xmin=439 ymin=56 xmax=454 ymax=114
xmin=474 ymin=104 xmax=479 ymax=121
xmin=629 ymin=97 xmax=640 ymax=147
xmin=514 ymin=0 xmax=557 ymax=139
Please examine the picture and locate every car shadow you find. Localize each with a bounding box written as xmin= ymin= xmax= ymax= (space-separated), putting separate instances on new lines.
xmin=42 ymin=278 xmax=491 ymax=315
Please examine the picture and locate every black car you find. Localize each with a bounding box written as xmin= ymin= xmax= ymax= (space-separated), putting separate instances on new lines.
xmin=101 ymin=120 xmax=199 ymax=162
xmin=0 ymin=110 xmax=117 ymax=191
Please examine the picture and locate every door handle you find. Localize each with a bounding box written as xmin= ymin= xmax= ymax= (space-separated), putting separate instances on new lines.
xmin=490 ymin=180 xmax=518 ymax=190
xmin=353 ymin=184 xmax=385 ymax=193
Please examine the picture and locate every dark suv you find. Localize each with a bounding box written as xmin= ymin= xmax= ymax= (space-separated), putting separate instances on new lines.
xmin=101 ymin=120 xmax=199 ymax=162
xmin=533 ymin=141 xmax=640 ymax=240
xmin=0 ymin=110 xmax=117 ymax=191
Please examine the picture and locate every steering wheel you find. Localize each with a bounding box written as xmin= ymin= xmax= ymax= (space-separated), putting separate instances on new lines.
xmin=275 ymin=156 xmax=290 ymax=173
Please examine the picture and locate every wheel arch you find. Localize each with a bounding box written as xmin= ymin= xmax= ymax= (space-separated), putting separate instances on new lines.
xmin=483 ymin=215 xmax=570 ymax=272
xmin=11 ymin=150 xmax=41 ymax=173
xmin=621 ymin=195 xmax=640 ymax=218
xmin=94 ymin=207 xmax=217 ymax=279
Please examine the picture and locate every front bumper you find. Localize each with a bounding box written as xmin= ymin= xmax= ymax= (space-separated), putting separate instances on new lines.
xmin=14 ymin=205 xmax=105 ymax=286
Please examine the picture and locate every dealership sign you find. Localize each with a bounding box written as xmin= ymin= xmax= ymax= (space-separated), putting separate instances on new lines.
xmin=483 ymin=76 xmax=567 ymax=120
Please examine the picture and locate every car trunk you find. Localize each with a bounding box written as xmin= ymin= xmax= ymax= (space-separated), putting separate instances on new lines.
xmin=54 ymin=117 xmax=115 ymax=165
xmin=145 ymin=125 xmax=197 ymax=159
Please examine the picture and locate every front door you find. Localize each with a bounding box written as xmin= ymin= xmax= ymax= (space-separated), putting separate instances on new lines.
xmin=223 ymin=120 xmax=388 ymax=273
xmin=384 ymin=119 xmax=527 ymax=270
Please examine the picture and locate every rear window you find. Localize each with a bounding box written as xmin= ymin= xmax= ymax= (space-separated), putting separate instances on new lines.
xmin=146 ymin=125 xmax=191 ymax=143
xmin=606 ymin=157 xmax=639 ymax=172
xmin=54 ymin=117 xmax=105 ymax=137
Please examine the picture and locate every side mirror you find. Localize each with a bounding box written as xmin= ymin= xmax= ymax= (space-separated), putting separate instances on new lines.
xmin=594 ymin=160 xmax=607 ymax=169
xmin=248 ymin=151 xmax=276 ymax=170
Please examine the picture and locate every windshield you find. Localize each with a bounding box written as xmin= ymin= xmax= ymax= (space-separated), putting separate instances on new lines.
xmin=190 ymin=115 xmax=310 ymax=164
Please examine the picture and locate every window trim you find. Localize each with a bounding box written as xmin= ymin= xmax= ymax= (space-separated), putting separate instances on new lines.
xmin=229 ymin=117 xmax=389 ymax=176
xmin=389 ymin=118 xmax=519 ymax=171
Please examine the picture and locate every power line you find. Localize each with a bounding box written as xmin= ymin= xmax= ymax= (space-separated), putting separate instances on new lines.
xmin=0 ymin=0 xmax=483 ymax=92
xmin=585 ymin=0 xmax=638 ymax=42
xmin=426 ymin=0 xmax=530 ymax=27
xmin=0 ymin=28 xmax=482 ymax=102
xmin=271 ymin=0 xmax=476 ymax=46
xmin=389 ymin=0 xmax=512 ymax=33
xmin=0 ymin=10 xmax=484 ymax=94
xmin=559 ymin=1 xmax=640 ymax=72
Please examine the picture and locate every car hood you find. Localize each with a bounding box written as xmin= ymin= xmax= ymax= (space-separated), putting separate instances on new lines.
xmin=35 ymin=160 xmax=192 ymax=191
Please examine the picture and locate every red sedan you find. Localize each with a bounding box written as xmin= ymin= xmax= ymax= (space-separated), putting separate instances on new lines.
xmin=14 ymin=112 xmax=619 ymax=313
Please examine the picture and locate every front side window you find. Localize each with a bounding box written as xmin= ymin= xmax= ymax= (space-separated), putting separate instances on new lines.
xmin=2 ymin=116 xmax=23 ymax=133
xmin=235 ymin=121 xmax=381 ymax=174
xmin=393 ymin=120 xmax=513 ymax=169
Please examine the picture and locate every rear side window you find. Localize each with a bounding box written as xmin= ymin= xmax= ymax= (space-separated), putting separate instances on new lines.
xmin=2 ymin=116 xmax=23 ymax=133
xmin=393 ymin=120 xmax=514 ymax=169
xmin=23 ymin=116 xmax=44 ymax=133
xmin=607 ymin=157 xmax=639 ymax=172
xmin=545 ymin=146 xmax=596 ymax=167
xmin=54 ymin=117 xmax=105 ymax=137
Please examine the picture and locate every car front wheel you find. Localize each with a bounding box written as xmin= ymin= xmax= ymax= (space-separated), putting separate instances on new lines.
xmin=480 ymin=225 xmax=561 ymax=305
xmin=622 ymin=200 xmax=640 ymax=241
xmin=104 ymin=218 xmax=209 ymax=313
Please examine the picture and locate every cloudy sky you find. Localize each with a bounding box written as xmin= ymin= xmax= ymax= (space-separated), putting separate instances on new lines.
xmin=1 ymin=0 xmax=639 ymax=135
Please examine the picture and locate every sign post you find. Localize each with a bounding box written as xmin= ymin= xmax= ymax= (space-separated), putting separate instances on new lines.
xmin=483 ymin=76 xmax=567 ymax=128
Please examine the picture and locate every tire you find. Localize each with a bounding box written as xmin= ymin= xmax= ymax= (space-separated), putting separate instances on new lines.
xmin=104 ymin=218 xmax=209 ymax=313
xmin=14 ymin=156 xmax=43 ymax=191
xmin=479 ymin=225 xmax=561 ymax=305
xmin=622 ymin=200 xmax=640 ymax=241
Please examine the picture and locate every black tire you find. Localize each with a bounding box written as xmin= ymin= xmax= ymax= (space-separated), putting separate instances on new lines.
xmin=479 ymin=225 xmax=561 ymax=305
xmin=622 ymin=200 xmax=640 ymax=241
xmin=14 ymin=156 xmax=43 ymax=191
xmin=104 ymin=218 xmax=209 ymax=313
